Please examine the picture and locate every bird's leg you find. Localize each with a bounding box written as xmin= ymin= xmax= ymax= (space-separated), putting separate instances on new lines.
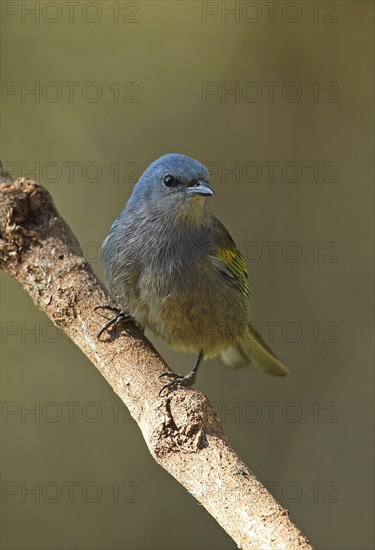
xmin=159 ymin=350 xmax=204 ymax=397
xmin=94 ymin=305 xmax=133 ymax=338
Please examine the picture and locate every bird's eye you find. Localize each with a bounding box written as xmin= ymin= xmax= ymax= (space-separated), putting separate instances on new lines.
xmin=163 ymin=174 xmax=177 ymax=187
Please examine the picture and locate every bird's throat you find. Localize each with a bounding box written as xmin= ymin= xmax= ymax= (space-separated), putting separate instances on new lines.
xmin=175 ymin=196 xmax=207 ymax=228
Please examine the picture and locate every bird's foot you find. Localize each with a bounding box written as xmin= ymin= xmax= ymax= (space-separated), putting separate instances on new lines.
xmin=158 ymin=371 xmax=197 ymax=397
xmin=94 ymin=305 xmax=133 ymax=338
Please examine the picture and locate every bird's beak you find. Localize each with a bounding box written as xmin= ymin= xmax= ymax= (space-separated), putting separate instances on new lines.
xmin=186 ymin=180 xmax=215 ymax=197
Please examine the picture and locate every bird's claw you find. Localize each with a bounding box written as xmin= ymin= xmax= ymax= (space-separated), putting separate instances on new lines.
xmin=158 ymin=372 xmax=181 ymax=381
xmin=95 ymin=304 xmax=132 ymax=338
xmin=158 ymin=372 xmax=196 ymax=397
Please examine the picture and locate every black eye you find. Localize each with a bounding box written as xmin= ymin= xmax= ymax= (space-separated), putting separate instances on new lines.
xmin=163 ymin=174 xmax=177 ymax=187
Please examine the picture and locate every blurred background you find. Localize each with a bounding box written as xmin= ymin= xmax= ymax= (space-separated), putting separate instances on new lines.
xmin=1 ymin=1 xmax=374 ymax=549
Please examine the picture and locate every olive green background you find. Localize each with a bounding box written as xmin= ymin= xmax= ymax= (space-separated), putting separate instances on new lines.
xmin=1 ymin=1 xmax=374 ymax=549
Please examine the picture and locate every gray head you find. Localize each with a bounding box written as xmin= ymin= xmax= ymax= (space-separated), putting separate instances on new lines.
xmin=127 ymin=154 xmax=214 ymax=224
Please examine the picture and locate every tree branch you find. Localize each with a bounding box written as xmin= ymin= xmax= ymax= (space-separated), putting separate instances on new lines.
xmin=0 ymin=174 xmax=312 ymax=550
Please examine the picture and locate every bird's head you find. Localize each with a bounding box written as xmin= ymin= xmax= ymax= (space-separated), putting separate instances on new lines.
xmin=129 ymin=154 xmax=214 ymax=226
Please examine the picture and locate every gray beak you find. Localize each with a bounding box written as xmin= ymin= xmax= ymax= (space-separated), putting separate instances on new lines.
xmin=186 ymin=180 xmax=215 ymax=197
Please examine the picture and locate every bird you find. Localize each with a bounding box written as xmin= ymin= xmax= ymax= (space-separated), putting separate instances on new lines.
xmin=98 ymin=153 xmax=288 ymax=395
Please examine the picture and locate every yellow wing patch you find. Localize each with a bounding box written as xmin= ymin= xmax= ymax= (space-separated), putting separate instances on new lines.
xmin=216 ymin=247 xmax=250 ymax=298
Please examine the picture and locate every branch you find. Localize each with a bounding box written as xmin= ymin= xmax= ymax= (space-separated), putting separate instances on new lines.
xmin=0 ymin=174 xmax=312 ymax=550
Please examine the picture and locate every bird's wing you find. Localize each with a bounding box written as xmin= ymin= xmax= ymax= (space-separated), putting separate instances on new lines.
xmin=209 ymin=247 xmax=250 ymax=298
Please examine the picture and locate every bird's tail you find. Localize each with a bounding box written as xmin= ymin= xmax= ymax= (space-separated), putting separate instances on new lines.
xmin=221 ymin=324 xmax=289 ymax=376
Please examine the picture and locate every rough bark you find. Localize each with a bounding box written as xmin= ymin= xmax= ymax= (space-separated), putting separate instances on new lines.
xmin=0 ymin=174 xmax=312 ymax=550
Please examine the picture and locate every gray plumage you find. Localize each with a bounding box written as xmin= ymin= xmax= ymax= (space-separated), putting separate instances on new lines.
xmin=101 ymin=153 xmax=288 ymax=387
